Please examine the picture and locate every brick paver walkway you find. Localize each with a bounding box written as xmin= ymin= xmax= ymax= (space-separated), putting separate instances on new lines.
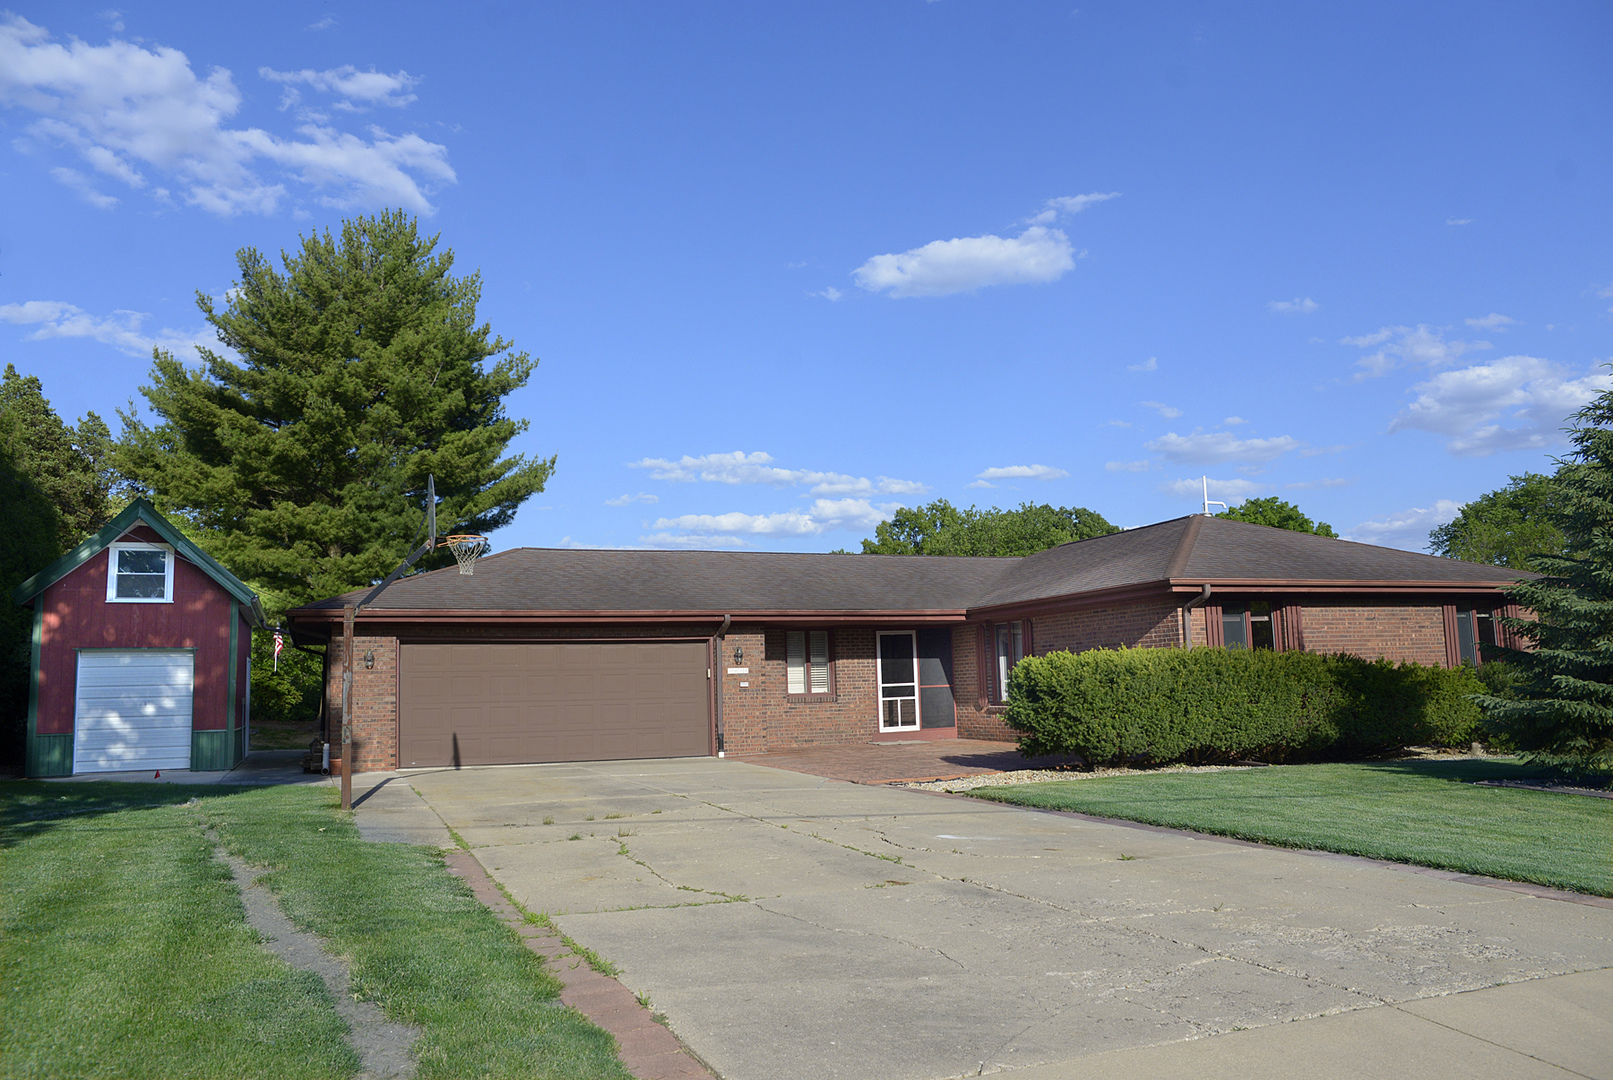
xmin=731 ymin=737 xmax=1078 ymax=784
xmin=443 ymin=849 xmax=717 ymax=1080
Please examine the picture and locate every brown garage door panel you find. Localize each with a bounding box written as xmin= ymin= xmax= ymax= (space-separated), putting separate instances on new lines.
xmin=399 ymin=642 xmax=710 ymax=768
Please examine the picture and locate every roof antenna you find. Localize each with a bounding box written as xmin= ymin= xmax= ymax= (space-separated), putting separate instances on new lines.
xmin=1202 ymin=476 xmax=1228 ymax=517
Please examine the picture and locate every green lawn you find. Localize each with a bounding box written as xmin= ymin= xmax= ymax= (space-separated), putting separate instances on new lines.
xmin=0 ymin=782 xmax=633 ymax=1080
xmin=966 ymin=759 xmax=1613 ymax=897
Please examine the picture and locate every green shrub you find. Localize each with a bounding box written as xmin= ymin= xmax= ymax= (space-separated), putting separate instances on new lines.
xmin=1005 ymin=647 xmax=1485 ymax=766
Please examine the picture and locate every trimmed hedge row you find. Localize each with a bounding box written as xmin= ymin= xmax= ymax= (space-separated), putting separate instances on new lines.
xmin=1003 ymin=647 xmax=1485 ymax=766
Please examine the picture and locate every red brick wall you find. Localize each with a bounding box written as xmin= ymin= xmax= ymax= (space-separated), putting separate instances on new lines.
xmin=719 ymin=626 xmax=888 ymax=754
xmin=35 ymin=530 xmax=237 ymax=737
xmin=1298 ymin=599 xmax=1449 ymax=665
xmin=1032 ymin=598 xmax=1184 ymax=655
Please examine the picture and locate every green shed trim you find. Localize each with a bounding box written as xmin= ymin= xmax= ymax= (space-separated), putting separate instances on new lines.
xmin=22 ymin=605 xmax=71 ymax=777
xmin=10 ymin=498 xmax=266 ymax=628
xmin=191 ymin=729 xmax=234 ymax=772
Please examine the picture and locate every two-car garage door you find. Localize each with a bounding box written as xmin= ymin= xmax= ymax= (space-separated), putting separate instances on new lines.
xmin=398 ymin=641 xmax=710 ymax=769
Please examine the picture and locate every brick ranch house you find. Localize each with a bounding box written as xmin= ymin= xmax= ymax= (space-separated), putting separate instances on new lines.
xmin=285 ymin=514 xmax=1528 ymax=774
xmin=15 ymin=499 xmax=266 ymax=778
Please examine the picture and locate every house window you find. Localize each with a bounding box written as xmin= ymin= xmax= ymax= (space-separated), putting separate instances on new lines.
xmin=1455 ymin=609 xmax=1495 ymax=665
xmin=105 ymin=542 xmax=175 ymax=603
xmin=1221 ymin=603 xmax=1275 ymax=650
xmin=994 ymin=621 xmax=1025 ymax=703
xmin=786 ymin=630 xmax=832 ymax=696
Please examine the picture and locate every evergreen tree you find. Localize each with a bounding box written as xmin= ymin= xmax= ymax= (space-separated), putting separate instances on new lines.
xmin=117 ymin=211 xmax=554 ymax=616
xmin=1427 ymin=472 xmax=1565 ymax=571
xmin=0 ymin=440 xmax=63 ymax=765
xmin=1216 ymin=496 xmax=1337 ymax=537
xmin=0 ymin=364 xmax=114 ymax=549
xmin=860 ymin=499 xmax=1117 ymax=556
xmin=1484 ymin=372 xmax=1613 ymax=775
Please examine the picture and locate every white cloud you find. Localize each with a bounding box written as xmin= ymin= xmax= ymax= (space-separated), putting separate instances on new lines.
xmin=0 ymin=299 xmax=212 ymax=358
xmin=1267 ymin=297 xmax=1318 ymax=314
xmin=1446 ymin=217 xmax=1473 ymax=226
xmin=604 ymin=492 xmax=658 ymax=507
xmin=653 ymin=497 xmax=895 ymax=538
xmin=629 ymin=450 xmax=924 ymax=497
xmin=639 ymin=532 xmax=747 ymax=549
xmin=1139 ymin=400 xmax=1182 ymax=419
xmin=853 ymin=225 xmax=1075 ymax=298
xmin=1285 ymin=477 xmax=1351 ymax=490
xmin=1128 ymin=356 xmax=1158 ymax=372
xmin=1346 ymin=500 xmax=1462 ymax=551
xmin=1224 ymin=416 xmax=1247 ymax=426
xmin=967 ymin=480 xmax=995 ymax=489
xmin=259 ymin=66 xmax=419 ymax=110
xmin=1465 ymin=313 xmax=1517 ymax=331
xmin=1146 ymin=431 xmax=1301 ymax=464
xmin=810 ymin=286 xmax=843 ymax=301
xmin=49 ymin=166 xmax=118 ymax=208
xmin=0 ymin=15 xmax=454 ymax=216
xmin=1106 ymin=419 xmax=1132 ymax=428
xmin=1598 ymin=282 xmax=1613 ymax=313
xmin=1105 ymin=460 xmax=1152 ymax=472
xmin=1162 ymin=477 xmax=1263 ymax=502
xmin=974 ymin=464 xmax=1069 ymax=482
xmin=1342 ymin=324 xmax=1488 ymax=377
xmin=1028 ymin=191 xmax=1121 ymax=224
xmin=1388 ymin=355 xmax=1613 ymax=456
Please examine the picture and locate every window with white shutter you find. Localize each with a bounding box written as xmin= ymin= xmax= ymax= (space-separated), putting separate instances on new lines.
xmin=786 ymin=630 xmax=833 ymax=697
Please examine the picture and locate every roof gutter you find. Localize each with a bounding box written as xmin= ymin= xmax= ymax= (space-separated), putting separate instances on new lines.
xmin=713 ymin=614 xmax=730 ymax=755
xmin=1181 ymin=584 xmax=1212 ymax=650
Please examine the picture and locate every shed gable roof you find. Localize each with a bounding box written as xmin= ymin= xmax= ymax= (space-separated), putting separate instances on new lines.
xmin=12 ymin=499 xmax=266 ymax=626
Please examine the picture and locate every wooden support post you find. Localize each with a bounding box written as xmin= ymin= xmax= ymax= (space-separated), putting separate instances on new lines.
xmin=341 ymin=603 xmax=355 ymax=810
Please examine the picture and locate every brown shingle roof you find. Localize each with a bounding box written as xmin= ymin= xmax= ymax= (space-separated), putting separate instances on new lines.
xmin=295 ymin=547 xmax=1018 ymax=616
xmin=972 ymin=514 xmax=1530 ymax=610
xmin=288 ymin=515 xmax=1530 ymax=621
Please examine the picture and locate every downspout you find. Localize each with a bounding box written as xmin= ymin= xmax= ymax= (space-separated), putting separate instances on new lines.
xmin=713 ymin=614 xmax=731 ymax=756
xmin=1182 ymin=584 xmax=1212 ymax=650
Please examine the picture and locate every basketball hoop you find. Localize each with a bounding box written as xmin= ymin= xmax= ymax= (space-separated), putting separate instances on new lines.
xmin=443 ymin=534 xmax=489 ymax=575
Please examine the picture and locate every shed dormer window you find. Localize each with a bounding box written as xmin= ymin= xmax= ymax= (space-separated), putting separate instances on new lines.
xmin=106 ymin=542 xmax=175 ymax=602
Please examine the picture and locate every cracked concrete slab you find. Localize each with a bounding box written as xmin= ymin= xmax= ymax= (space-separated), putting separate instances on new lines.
xmin=404 ymin=757 xmax=1613 ymax=1080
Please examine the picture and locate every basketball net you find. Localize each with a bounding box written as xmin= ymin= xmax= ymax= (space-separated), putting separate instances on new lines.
xmin=443 ymin=535 xmax=490 ymax=575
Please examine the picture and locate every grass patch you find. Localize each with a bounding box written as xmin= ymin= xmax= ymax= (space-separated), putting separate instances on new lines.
xmin=966 ymin=759 xmax=1612 ymax=896
xmin=0 ymin=782 xmax=634 ymax=1080
xmin=0 ymin=782 xmax=357 ymax=1079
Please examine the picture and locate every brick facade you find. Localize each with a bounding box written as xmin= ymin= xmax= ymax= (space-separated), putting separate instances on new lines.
xmin=322 ymin=594 xmax=1479 ymax=771
xmin=1297 ymin=598 xmax=1449 ymax=666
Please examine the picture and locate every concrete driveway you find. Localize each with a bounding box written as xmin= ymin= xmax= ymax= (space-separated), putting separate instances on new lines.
xmin=385 ymin=758 xmax=1612 ymax=1080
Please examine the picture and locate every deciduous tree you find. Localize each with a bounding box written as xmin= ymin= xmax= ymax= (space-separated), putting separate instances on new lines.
xmin=860 ymin=499 xmax=1117 ymax=556
xmin=1216 ymin=496 xmax=1337 ymax=537
xmin=1427 ymin=472 xmax=1565 ymax=571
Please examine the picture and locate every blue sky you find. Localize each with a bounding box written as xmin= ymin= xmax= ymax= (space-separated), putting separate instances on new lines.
xmin=3 ymin=2 xmax=1610 ymax=555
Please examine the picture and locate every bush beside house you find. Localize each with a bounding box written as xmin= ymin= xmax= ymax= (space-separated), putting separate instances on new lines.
xmin=1005 ymin=646 xmax=1485 ymax=766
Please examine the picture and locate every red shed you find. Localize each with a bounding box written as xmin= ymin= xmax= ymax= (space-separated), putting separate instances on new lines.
xmin=13 ymin=499 xmax=266 ymax=777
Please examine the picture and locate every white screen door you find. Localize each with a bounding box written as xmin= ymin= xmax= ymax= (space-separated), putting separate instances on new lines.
xmin=877 ymin=632 xmax=919 ymax=730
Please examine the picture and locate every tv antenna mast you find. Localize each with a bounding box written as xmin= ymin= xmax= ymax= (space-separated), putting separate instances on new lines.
xmin=1202 ymin=476 xmax=1228 ymax=517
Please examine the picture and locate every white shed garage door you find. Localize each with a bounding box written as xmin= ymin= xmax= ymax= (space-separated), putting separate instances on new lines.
xmin=74 ymin=650 xmax=194 ymax=773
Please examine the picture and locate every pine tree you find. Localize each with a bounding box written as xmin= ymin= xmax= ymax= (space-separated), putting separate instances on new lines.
xmin=1485 ymin=370 xmax=1613 ymax=775
xmin=117 ymin=211 xmax=554 ymax=615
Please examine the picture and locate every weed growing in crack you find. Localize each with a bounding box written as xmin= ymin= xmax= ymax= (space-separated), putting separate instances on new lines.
xmin=542 ymin=816 xmax=555 ymax=826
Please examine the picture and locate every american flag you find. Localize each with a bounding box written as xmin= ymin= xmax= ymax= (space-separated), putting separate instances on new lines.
xmin=273 ymin=628 xmax=284 ymax=671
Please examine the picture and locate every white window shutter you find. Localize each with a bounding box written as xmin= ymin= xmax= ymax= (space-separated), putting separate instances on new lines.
xmin=786 ymin=631 xmax=806 ymax=694
xmin=809 ymin=631 xmax=830 ymax=693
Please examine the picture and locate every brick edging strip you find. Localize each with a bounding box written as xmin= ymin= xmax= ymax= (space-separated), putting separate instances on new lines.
xmin=442 ymin=848 xmax=719 ymax=1080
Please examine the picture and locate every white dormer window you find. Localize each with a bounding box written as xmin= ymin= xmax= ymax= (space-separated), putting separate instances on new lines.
xmin=106 ymin=542 xmax=175 ymax=602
